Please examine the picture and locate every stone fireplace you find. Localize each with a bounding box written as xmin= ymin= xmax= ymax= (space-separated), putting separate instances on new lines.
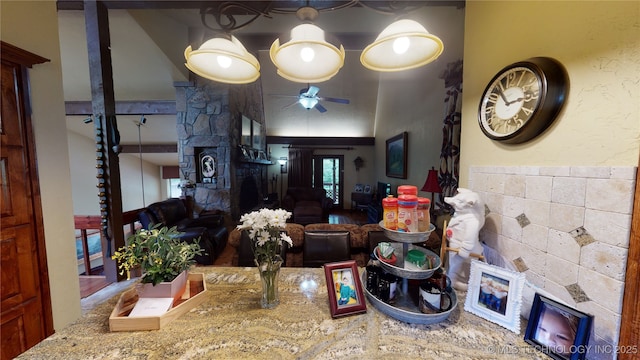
xmin=175 ymin=79 xmax=268 ymax=221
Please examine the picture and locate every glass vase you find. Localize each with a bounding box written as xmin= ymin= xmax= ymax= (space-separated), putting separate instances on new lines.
xmin=256 ymin=255 xmax=283 ymax=309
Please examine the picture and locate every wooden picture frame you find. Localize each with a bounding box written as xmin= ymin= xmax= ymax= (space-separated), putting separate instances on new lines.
xmin=386 ymin=132 xmax=408 ymax=179
xmin=323 ymin=260 xmax=366 ymax=318
xmin=464 ymin=260 xmax=526 ymax=333
xmin=524 ymin=293 xmax=593 ymax=360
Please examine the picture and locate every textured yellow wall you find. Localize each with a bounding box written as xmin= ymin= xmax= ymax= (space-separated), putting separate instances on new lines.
xmin=1 ymin=1 xmax=81 ymax=329
xmin=460 ymin=1 xmax=640 ymax=185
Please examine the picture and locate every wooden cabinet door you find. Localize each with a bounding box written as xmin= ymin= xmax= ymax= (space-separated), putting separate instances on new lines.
xmin=1 ymin=52 xmax=52 ymax=359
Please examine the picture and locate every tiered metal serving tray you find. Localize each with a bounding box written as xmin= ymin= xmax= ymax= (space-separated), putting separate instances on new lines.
xmin=362 ymin=222 xmax=457 ymax=324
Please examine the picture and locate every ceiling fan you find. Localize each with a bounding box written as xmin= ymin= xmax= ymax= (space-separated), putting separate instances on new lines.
xmin=276 ymin=85 xmax=350 ymax=113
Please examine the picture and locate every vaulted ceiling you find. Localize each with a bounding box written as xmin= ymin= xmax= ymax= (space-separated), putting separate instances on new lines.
xmin=59 ymin=1 xmax=464 ymax=165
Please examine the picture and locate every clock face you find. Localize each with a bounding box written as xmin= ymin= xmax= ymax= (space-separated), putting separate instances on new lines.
xmin=479 ymin=67 xmax=541 ymax=138
xmin=477 ymin=57 xmax=568 ymax=144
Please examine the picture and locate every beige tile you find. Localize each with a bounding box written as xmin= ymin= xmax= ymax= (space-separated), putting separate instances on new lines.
xmin=549 ymin=203 xmax=585 ymax=233
xmin=501 ymin=216 xmax=523 ymax=242
xmin=522 ymin=224 xmax=548 ymax=252
xmin=481 ymin=192 xmax=504 ymax=216
xmin=502 ymin=195 xmax=525 ymax=218
xmin=525 ymin=175 xmax=553 ymax=201
xmin=519 ymin=244 xmax=547 ymax=276
xmin=504 ymin=174 xmax=526 ymax=197
xmin=552 ymin=176 xmax=586 ymax=207
xmin=522 ymin=166 xmax=541 ymax=175
xmin=571 ymin=166 xmax=611 ymax=178
xmin=578 ymin=267 xmax=624 ymax=314
xmin=545 ymin=254 xmax=579 ymax=285
xmin=576 ymin=301 xmax=621 ymax=345
xmin=524 ymin=199 xmax=550 ymax=227
xmin=584 ymin=209 xmax=632 ymax=248
xmin=610 ymin=166 xmax=636 ymax=180
xmin=580 ymin=242 xmax=628 ymax=281
xmin=542 ymin=280 xmax=577 ymax=307
xmin=547 ymin=229 xmax=581 ymax=264
xmin=585 ymin=178 xmax=635 ymax=214
xmin=485 ymin=173 xmax=506 ymax=194
xmin=540 ymin=166 xmax=571 ymax=177
xmin=496 ymin=235 xmax=524 ymax=261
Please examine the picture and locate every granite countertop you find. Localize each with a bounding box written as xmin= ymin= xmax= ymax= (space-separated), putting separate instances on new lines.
xmin=19 ymin=267 xmax=545 ymax=359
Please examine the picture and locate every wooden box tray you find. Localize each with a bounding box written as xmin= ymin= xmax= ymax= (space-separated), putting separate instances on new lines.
xmin=109 ymin=273 xmax=207 ymax=332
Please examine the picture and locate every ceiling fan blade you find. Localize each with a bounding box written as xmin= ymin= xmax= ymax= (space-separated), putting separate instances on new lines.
xmin=319 ymin=97 xmax=350 ymax=104
xmin=315 ymin=103 xmax=327 ymax=113
xmin=306 ymin=86 xmax=320 ymax=97
xmin=282 ymin=101 xmax=300 ymax=110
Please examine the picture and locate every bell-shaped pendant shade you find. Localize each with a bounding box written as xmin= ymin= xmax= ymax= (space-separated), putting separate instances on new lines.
xmin=270 ymin=23 xmax=345 ymax=83
xmin=360 ymin=19 xmax=444 ymax=72
xmin=184 ymin=35 xmax=260 ymax=84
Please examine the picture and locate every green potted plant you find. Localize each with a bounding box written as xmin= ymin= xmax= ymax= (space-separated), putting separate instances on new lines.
xmin=112 ymin=225 xmax=203 ymax=299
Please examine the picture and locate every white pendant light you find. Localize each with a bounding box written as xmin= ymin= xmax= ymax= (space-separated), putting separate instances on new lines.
xmin=269 ymin=7 xmax=345 ymax=83
xmin=360 ymin=19 xmax=444 ymax=72
xmin=184 ymin=35 xmax=260 ymax=84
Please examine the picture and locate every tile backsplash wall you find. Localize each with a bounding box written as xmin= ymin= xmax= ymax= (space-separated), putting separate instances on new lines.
xmin=469 ymin=166 xmax=636 ymax=359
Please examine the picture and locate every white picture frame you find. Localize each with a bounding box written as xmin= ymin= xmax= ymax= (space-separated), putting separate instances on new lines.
xmin=464 ymin=260 xmax=526 ymax=333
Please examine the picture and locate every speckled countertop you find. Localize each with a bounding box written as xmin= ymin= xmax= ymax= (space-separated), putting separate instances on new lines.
xmin=19 ymin=267 xmax=544 ymax=359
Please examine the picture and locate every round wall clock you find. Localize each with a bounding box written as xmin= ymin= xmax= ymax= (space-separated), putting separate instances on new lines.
xmin=478 ymin=57 xmax=568 ymax=144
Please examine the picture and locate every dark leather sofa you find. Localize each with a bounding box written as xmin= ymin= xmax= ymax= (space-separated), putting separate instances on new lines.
xmin=138 ymin=198 xmax=228 ymax=265
xmin=282 ymin=187 xmax=334 ymax=225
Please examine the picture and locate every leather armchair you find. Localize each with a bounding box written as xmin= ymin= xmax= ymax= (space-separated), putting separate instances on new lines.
xmin=282 ymin=187 xmax=334 ymax=224
xmin=138 ymin=198 xmax=228 ymax=265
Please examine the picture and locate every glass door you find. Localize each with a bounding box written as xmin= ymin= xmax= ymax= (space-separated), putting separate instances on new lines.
xmin=312 ymin=155 xmax=344 ymax=208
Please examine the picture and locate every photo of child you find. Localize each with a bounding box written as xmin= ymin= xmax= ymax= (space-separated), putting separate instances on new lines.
xmin=333 ymin=269 xmax=358 ymax=307
xmin=477 ymin=272 xmax=510 ymax=315
xmin=534 ymin=304 xmax=579 ymax=356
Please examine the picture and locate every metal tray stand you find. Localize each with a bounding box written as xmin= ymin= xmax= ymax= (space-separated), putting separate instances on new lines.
xmin=365 ymin=223 xmax=457 ymax=324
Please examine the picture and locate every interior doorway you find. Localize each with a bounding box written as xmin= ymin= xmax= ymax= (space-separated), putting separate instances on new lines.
xmin=313 ymin=155 xmax=344 ymax=208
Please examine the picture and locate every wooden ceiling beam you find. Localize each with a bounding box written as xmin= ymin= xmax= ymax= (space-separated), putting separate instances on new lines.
xmin=65 ymin=100 xmax=176 ymax=115
xmin=120 ymin=144 xmax=178 ymax=153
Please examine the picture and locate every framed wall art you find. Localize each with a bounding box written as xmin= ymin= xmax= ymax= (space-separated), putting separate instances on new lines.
xmin=324 ymin=260 xmax=367 ymax=318
xmin=464 ymin=260 xmax=526 ymax=333
xmin=524 ymin=293 xmax=593 ymax=360
xmin=385 ymin=132 xmax=408 ymax=179
xmin=241 ymin=115 xmax=251 ymax=147
xmin=252 ymin=120 xmax=262 ymax=150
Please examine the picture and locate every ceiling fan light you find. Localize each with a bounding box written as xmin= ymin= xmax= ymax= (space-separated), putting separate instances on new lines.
xmin=184 ymin=35 xmax=260 ymax=84
xmin=360 ymin=19 xmax=444 ymax=72
xmin=299 ymin=97 xmax=318 ymax=109
xmin=270 ymin=23 xmax=345 ymax=83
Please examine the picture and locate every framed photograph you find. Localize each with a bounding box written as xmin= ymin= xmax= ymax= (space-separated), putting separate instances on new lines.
xmin=386 ymin=132 xmax=408 ymax=179
xmin=323 ymin=260 xmax=367 ymax=318
xmin=364 ymin=184 xmax=372 ymax=194
xmin=524 ymin=294 xmax=593 ymax=360
xmin=239 ymin=145 xmax=250 ymax=160
xmin=241 ymin=115 xmax=251 ymax=146
xmin=252 ymin=120 xmax=262 ymax=150
xmin=354 ymin=183 xmax=364 ymax=192
xmin=464 ymin=260 xmax=526 ymax=333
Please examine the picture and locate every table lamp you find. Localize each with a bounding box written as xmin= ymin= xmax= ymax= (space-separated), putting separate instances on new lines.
xmin=421 ymin=167 xmax=442 ymax=205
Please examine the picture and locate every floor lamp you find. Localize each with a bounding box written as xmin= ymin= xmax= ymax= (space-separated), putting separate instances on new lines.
xmin=136 ymin=115 xmax=147 ymax=206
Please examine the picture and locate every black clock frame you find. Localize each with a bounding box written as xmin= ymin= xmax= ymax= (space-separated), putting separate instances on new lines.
xmin=478 ymin=57 xmax=569 ymax=144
